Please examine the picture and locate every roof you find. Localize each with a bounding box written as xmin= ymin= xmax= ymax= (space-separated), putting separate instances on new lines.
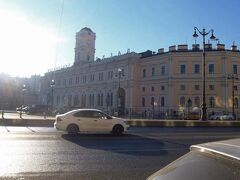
xmin=81 ymin=27 xmax=93 ymax=33
xmin=191 ymin=138 xmax=240 ymax=161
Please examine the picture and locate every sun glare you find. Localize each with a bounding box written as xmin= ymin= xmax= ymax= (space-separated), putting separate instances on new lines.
xmin=0 ymin=9 xmax=61 ymax=77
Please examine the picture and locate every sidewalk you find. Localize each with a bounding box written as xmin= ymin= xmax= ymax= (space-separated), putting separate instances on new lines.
xmin=0 ymin=113 xmax=55 ymax=127
xmin=1 ymin=113 xmax=240 ymax=127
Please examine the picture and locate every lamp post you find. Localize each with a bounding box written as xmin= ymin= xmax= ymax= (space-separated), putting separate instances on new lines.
xmin=50 ymin=79 xmax=55 ymax=114
xmin=20 ymin=84 xmax=27 ymax=118
xmin=117 ymin=68 xmax=124 ymax=115
xmin=193 ymin=27 xmax=216 ymax=121
xmin=227 ymin=74 xmax=238 ymax=119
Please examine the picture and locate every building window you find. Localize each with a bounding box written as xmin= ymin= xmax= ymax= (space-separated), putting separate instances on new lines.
xmin=83 ymin=76 xmax=86 ymax=83
xmin=108 ymin=71 xmax=113 ymax=80
xmin=97 ymin=94 xmax=100 ymax=106
xmin=81 ymin=94 xmax=86 ymax=107
xmin=151 ymin=97 xmax=155 ymax=106
xmin=57 ymin=80 xmax=61 ymax=86
xmin=161 ymin=86 xmax=165 ymax=91
xmin=68 ymin=95 xmax=72 ymax=107
xmin=194 ymin=64 xmax=200 ymax=74
xmin=151 ymin=67 xmax=155 ymax=76
xmin=195 ymin=85 xmax=200 ymax=91
xmin=180 ymin=85 xmax=186 ymax=91
xmin=209 ymin=97 xmax=215 ymax=108
xmin=97 ymin=93 xmax=103 ymax=106
xmin=180 ymin=96 xmax=185 ymax=106
xmin=234 ymin=85 xmax=238 ymax=91
xmin=63 ymin=79 xmax=66 ymax=86
xmin=73 ymin=95 xmax=79 ymax=106
xmin=160 ymin=97 xmax=165 ymax=107
xmin=100 ymin=94 xmax=103 ymax=106
xmin=234 ymin=97 xmax=238 ymax=108
xmin=209 ymin=64 xmax=214 ymax=74
xmin=180 ymin=64 xmax=186 ymax=74
xmin=142 ymin=87 xmax=145 ymax=92
xmin=69 ymin=78 xmax=72 ymax=85
xmin=161 ymin=66 xmax=166 ymax=75
xmin=142 ymin=69 xmax=146 ymax=78
xmin=194 ymin=97 xmax=200 ymax=107
xmin=90 ymin=74 xmax=95 ymax=82
xmin=209 ymin=85 xmax=215 ymax=90
xmin=233 ymin=64 xmax=238 ymax=74
xmin=142 ymin=97 xmax=145 ymax=107
xmin=89 ymin=94 xmax=94 ymax=107
xmin=151 ymin=86 xmax=155 ymax=91
xmin=75 ymin=77 xmax=79 ymax=84
xmin=98 ymin=72 xmax=104 ymax=81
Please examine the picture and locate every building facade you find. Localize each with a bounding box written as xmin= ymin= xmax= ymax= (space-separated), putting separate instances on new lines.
xmin=40 ymin=27 xmax=240 ymax=118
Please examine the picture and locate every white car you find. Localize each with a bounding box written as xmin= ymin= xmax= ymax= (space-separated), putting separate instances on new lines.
xmin=209 ymin=114 xmax=234 ymax=120
xmin=54 ymin=109 xmax=129 ymax=135
xmin=147 ymin=138 xmax=240 ymax=180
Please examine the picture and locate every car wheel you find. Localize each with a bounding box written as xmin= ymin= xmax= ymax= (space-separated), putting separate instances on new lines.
xmin=67 ymin=124 xmax=79 ymax=134
xmin=112 ymin=125 xmax=124 ymax=136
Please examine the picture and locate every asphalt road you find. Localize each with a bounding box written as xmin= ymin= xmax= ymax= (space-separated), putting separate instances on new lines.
xmin=0 ymin=126 xmax=240 ymax=180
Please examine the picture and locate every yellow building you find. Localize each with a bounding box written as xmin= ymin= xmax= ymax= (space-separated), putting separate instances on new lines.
xmin=136 ymin=44 xmax=240 ymax=119
xmin=41 ymin=28 xmax=240 ymax=119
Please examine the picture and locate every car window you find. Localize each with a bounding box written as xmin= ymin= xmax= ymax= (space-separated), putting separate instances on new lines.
xmin=73 ymin=110 xmax=94 ymax=118
xmin=92 ymin=111 xmax=112 ymax=119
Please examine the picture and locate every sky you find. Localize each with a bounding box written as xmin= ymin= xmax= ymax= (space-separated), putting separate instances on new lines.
xmin=0 ymin=0 xmax=240 ymax=77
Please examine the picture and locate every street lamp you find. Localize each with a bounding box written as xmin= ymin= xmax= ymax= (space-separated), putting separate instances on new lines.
xmin=227 ymin=74 xmax=238 ymax=119
xmin=50 ymin=79 xmax=55 ymax=113
xmin=20 ymin=84 xmax=27 ymax=118
xmin=193 ymin=27 xmax=216 ymax=121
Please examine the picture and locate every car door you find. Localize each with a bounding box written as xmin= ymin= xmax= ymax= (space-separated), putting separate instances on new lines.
xmin=73 ymin=110 xmax=96 ymax=131
xmin=92 ymin=111 xmax=113 ymax=131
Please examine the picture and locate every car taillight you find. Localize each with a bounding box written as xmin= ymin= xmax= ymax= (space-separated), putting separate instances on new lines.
xmin=57 ymin=117 xmax=63 ymax=122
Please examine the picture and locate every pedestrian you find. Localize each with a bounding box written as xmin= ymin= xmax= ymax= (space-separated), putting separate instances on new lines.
xmin=19 ymin=110 xmax=22 ymax=119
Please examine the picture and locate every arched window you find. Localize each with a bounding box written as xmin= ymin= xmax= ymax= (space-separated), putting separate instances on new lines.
xmin=68 ymin=95 xmax=72 ymax=107
xmin=142 ymin=69 xmax=146 ymax=78
xmin=151 ymin=97 xmax=155 ymax=106
xmin=73 ymin=95 xmax=79 ymax=106
xmin=194 ymin=97 xmax=200 ymax=107
xmin=209 ymin=97 xmax=215 ymax=108
xmin=180 ymin=96 xmax=185 ymax=106
xmin=81 ymin=94 xmax=86 ymax=107
xmin=142 ymin=97 xmax=145 ymax=107
xmin=234 ymin=97 xmax=238 ymax=108
xmin=161 ymin=97 xmax=165 ymax=107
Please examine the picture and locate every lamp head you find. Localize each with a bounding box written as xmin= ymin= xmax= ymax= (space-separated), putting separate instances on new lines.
xmin=210 ymin=31 xmax=216 ymax=40
xmin=193 ymin=29 xmax=198 ymax=39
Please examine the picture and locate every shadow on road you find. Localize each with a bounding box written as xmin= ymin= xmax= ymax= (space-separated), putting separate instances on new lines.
xmin=61 ymin=133 xmax=169 ymax=156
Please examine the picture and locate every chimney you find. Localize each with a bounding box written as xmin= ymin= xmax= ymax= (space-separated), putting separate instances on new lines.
xmin=204 ymin=44 xmax=212 ymax=50
xmin=169 ymin=45 xmax=176 ymax=52
xmin=231 ymin=42 xmax=237 ymax=51
xmin=192 ymin=44 xmax=200 ymax=51
xmin=177 ymin=44 xmax=188 ymax=51
xmin=217 ymin=44 xmax=225 ymax=50
xmin=158 ymin=48 xmax=164 ymax=53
